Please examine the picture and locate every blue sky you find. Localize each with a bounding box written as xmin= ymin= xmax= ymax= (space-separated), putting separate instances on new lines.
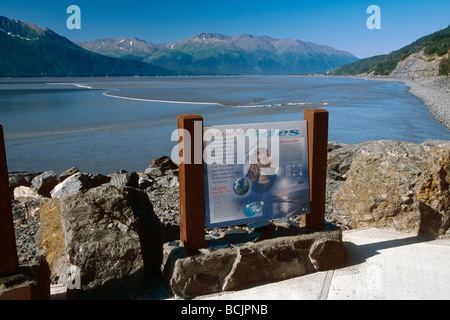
xmin=1 ymin=0 xmax=448 ymax=58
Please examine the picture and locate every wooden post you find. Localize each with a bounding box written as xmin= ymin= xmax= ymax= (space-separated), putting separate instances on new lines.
xmin=0 ymin=125 xmax=19 ymax=276
xmin=302 ymin=109 xmax=328 ymax=228
xmin=177 ymin=114 xmax=206 ymax=249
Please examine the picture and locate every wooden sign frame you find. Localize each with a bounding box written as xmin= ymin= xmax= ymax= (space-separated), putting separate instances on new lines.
xmin=0 ymin=125 xmax=19 ymax=276
xmin=177 ymin=109 xmax=329 ymax=249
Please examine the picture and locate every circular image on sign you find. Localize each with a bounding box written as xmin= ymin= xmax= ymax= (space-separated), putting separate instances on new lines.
xmin=233 ymin=177 xmax=250 ymax=195
xmin=244 ymin=201 xmax=264 ymax=217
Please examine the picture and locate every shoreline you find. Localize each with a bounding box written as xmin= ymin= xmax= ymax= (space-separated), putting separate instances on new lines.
xmin=401 ymin=77 xmax=450 ymax=130
xmin=357 ymin=75 xmax=450 ymax=130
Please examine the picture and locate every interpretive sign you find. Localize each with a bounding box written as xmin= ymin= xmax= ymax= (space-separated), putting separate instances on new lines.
xmin=177 ymin=109 xmax=328 ymax=249
xmin=203 ymin=121 xmax=310 ymax=229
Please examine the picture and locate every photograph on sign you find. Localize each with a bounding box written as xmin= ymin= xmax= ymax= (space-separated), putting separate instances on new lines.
xmin=204 ymin=121 xmax=310 ymax=229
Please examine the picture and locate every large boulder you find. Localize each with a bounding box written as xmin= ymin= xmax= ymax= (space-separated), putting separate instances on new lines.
xmin=333 ymin=140 xmax=450 ymax=238
xmin=38 ymin=185 xmax=165 ymax=299
xmin=163 ymin=227 xmax=345 ymax=299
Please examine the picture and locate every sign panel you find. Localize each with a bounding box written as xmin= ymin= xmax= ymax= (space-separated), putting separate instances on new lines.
xmin=204 ymin=121 xmax=310 ymax=229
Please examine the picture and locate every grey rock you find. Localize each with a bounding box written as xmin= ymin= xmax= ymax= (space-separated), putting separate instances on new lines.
xmin=12 ymin=199 xmax=41 ymax=264
xmin=9 ymin=171 xmax=41 ymax=190
xmin=31 ymin=171 xmax=58 ymax=197
xmin=58 ymin=167 xmax=80 ymax=183
xmin=50 ymin=172 xmax=93 ymax=198
xmin=109 ymin=169 xmax=139 ymax=188
xmin=38 ymin=185 xmax=165 ymax=299
xmin=144 ymin=167 xmax=162 ymax=177
xmin=155 ymin=176 xmax=169 ymax=187
xmin=163 ymin=227 xmax=345 ymax=299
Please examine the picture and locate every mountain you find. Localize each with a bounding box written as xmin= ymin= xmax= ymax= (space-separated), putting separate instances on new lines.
xmin=329 ymin=26 xmax=450 ymax=76
xmin=0 ymin=16 xmax=171 ymax=77
xmin=79 ymin=33 xmax=359 ymax=75
xmin=76 ymin=37 xmax=165 ymax=61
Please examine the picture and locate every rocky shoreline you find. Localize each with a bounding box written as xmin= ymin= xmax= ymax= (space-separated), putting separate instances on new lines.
xmin=401 ymin=77 xmax=450 ymax=129
xmin=359 ymin=75 xmax=450 ymax=129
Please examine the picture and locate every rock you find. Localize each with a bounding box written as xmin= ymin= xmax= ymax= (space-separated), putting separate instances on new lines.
xmin=50 ymin=172 xmax=94 ymax=198
xmin=8 ymin=171 xmax=41 ymax=196
xmin=144 ymin=167 xmax=162 ymax=177
xmin=165 ymin=169 xmax=179 ymax=178
xmin=12 ymin=199 xmax=41 ymax=264
xmin=155 ymin=176 xmax=169 ymax=187
xmin=138 ymin=174 xmax=154 ymax=189
xmin=327 ymin=141 xmax=373 ymax=181
xmin=58 ymin=167 xmax=80 ymax=182
xmin=309 ymin=240 xmax=347 ymax=271
xmin=31 ymin=171 xmax=58 ymax=198
xmin=13 ymin=186 xmax=41 ymax=200
xmin=38 ymin=185 xmax=165 ymax=299
xmin=327 ymin=141 xmax=346 ymax=152
xmin=149 ymin=156 xmax=178 ymax=175
xmin=38 ymin=199 xmax=67 ymax=281
xmin=222 ymin=246 xmax=267 ymax=291
xmin=89 ymin=173 xmax=111 ymax=187
xmin=109 ymin=169 xmax=139 ymax=188
xmin=163 ymin=227 xmax=345 ymax=299
xmin=333 ymin=140 xmax=450 ymax=238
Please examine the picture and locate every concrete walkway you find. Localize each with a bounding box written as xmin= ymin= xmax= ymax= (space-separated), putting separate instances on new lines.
xmin=195 ymin=228 xmax=450 ymax=300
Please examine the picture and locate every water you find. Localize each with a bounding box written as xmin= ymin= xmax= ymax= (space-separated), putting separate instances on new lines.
xmin=0 ymin=76 xmax=448 ymax=174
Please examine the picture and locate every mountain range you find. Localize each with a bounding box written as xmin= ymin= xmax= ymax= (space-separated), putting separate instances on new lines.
xmin=2 ymin=15 xmax=448 ymax=78
xmin=77 ymin=33 xmax=359 ymax=75
xmin=0 ymin=16 xmax=170 ymax=77
xmin=0 ymin=16 xmax=358 ymax=77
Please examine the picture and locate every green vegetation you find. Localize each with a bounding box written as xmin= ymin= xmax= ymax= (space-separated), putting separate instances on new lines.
xmin=330 ymin=26 xmax=450 ymax=76
xmin=439 ymin=56 xmax=450 ymax=76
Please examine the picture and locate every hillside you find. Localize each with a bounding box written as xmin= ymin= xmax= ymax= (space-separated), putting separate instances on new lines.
xmin=329 ymin=26 xmax=450 ymax=76
xmin=78 ymin=33 xmax=359 ymax=75
xmin=0 ymin=16 xmax=171 ymax=77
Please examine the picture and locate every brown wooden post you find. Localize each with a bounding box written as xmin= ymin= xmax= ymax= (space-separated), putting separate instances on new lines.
xmin=302 ymin=109 xmax=328 ymax=228
xmin=0 ymin=125 xmax=19 ymax=276
xmin=177 ymin=114 xmax=206 ymax=249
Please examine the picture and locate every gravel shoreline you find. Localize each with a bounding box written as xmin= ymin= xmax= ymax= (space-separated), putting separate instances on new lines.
xmin=401 ymin=77 xmax=450 ymax=129
xmin=359 ymin=76 xmax=450 ymax=130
